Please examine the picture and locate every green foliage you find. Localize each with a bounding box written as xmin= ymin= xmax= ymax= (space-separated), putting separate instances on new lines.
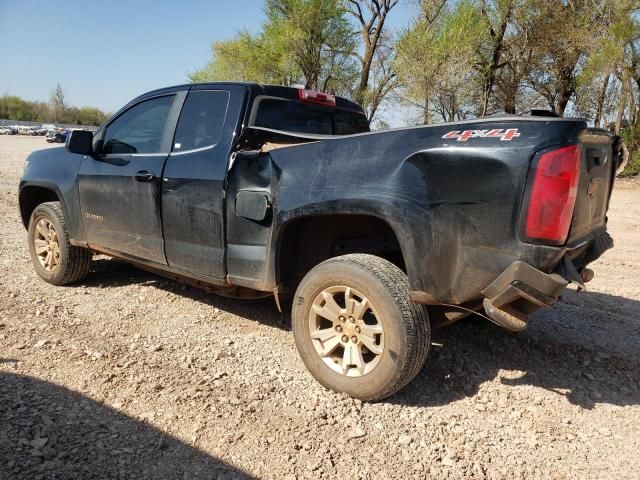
xmin=190 ymin=31 xmax=288 ymax=84
xmin=189 ymin=0 xmax=638 ymax=132
xmin=395 ymin=0 xmax=485 ymax=122
xmin=190 ymin=0 xmax=357 ymax=95
xmin=622 ymin=124 xmax=640 ymax=176
xmin=0 ymin=96 xmax=45 ymax=121
xmin=0 ymin=94 xmax=107 ymax=126
xmin=579 ymin=2 xmax=639 ymax=86
xmin=62 ymin=107 xmax=108 ymax=126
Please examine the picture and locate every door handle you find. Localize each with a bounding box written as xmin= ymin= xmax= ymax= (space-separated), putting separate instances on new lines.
xmin=134 ymin=171 xmax=155 ymax=182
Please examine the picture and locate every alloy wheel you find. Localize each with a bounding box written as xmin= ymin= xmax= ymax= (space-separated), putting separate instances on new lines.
xmin=308 ymin=286 xmax=384 ymax=377
xmin=33 ymin=218 xmax=60 ymax=272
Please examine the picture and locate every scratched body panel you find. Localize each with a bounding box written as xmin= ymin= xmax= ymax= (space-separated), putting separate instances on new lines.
xmin=19 ymin=82 xmax=618 ymax=306
xmin=229 ymin=118 xmax=612 ymax=303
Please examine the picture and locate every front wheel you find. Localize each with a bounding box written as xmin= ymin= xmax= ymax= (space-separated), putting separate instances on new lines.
xmin=292 ymin=254 xmax=430 ymax=401
xmin=28 ymin=202 xmax=92 ymax=285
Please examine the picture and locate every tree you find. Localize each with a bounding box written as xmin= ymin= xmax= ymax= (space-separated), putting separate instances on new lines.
xmin=191 ymin=0 xmax=358 ymax=95
xmin=395 ymin=0 xmax=484 ymax=123
xmin=0 ymin=93 xmax=106 ymax=126
xmin=190 ymin=31 xmax=290 ymax=85
xmin=50 ymin=83 xmax=66 ymax=123
xmin=345 ymin=0 xmax=399 ymax=115
xmin=523 ymin=0 xmax=620 ymax=116
xmin=491 ymin=0 xmax=545 ymax=115
xmin=476 ymin=0 xmax=514 ymax=116
xmin=360 ymin=35 xmax=398 ymax=121
xmin=61 ymin=106 xmax=108 ymax=126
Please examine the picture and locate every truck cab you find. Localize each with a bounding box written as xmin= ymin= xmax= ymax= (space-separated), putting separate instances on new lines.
xmin=64 ymin=84 xmax=368 ymax=279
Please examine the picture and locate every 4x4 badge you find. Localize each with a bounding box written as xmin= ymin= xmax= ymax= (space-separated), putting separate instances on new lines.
xmin=442 ymin=128 xmax=521 ymax=142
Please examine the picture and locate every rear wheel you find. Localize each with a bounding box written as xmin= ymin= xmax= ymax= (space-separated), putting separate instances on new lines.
xmin=28 ymin=202 xmax=92 ymax=285
xmin=292 ymin=254 xmax=430 ymax=401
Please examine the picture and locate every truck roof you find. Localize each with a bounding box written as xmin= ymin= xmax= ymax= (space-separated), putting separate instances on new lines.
xmin=133 ymin=82 xmax=365 ymax=113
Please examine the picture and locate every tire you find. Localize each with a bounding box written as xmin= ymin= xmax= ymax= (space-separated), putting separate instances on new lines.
xmin=28 ymin=202 xmax=92 ymax=285
xmin=292 ymin=254 xmax=430 ymax=401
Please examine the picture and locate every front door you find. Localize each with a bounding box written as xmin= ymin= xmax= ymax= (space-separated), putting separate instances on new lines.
xmin=78 ymin=93 xmax=180 ymax=264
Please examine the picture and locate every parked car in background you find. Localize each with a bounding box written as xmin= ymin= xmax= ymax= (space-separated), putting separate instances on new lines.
xmin=45 ymin=130 xmax=68 ymax=143
xmin=1 ymin=126 xmax=18 ymax=135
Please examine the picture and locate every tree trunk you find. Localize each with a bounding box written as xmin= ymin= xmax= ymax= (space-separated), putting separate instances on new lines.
xmin=615 ymin=79 xmax=627 ymax=135
xmin=356 ymin=43 xmax=375 ymax=106
xmin=480 ymin=82 xmax=491 ymax=117
xmin=423 ymin=83 xmax=430 ymax=125
xmin=479 ymin=1 xmax=512 ymax=117
xmin=448 ymin=94 xmax=456 ymax=122
xmin=594 ymin=73 xmax=610 ymax=128
xmin=554 ymin=60 xmax=578 ymax=116
xmin=555 ymin=88 xmax=573 ymax=116
xmin=504 ymin=86 xmax=516 ymax=114
xmin=349 ymin=2 xmax=398 ymax=108
xmin=627 ymin=76 xmax=636 ymax=126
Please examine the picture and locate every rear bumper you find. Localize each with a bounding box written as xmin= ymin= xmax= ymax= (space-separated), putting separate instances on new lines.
xmin=482 ymin=261 xmax=568 ymax=308
xmin=410 ymin=230 xmax=614 ymax=330
xmin=481 ymin=261 xmax=568 ymax=331
xmin=482 ymin=229 xmax=613 ymax=330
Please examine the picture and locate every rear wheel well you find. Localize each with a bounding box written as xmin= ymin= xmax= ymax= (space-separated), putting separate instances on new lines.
xmin=277 ymin=215 xmax=405 ymax=291
xmin=19 ymin=186 xmax=60 ymax=228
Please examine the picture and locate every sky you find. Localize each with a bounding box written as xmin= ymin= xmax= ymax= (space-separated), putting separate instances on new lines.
xmin=0 ymin=0 xmax=415 ymax=117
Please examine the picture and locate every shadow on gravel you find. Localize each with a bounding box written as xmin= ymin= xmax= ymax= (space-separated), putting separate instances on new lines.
xmin=393 ymin=290 xmax=640 ymax=410
xmin=84 ymin=259 xmax=289 ymax=330
xmin=0 ymin=370 xmax=254 ymax=480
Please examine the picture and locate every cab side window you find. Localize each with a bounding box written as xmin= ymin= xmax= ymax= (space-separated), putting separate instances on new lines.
xmin=173 ymin=90 xmax=229 ymax=152
xmin=102 ymin=95 xmax=174 ymax=154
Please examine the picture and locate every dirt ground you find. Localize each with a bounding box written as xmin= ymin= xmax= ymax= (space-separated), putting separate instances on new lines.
xmin=1 ymin=135 xmax=639 ymax=480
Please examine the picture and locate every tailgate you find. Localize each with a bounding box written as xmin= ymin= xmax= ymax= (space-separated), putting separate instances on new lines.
xmin=567 ymin=130 xmax=619 ymax=243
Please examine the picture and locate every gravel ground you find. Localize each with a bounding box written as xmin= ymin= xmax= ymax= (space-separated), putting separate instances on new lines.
xmin=1 ymin=135 xmax=639 ymax=480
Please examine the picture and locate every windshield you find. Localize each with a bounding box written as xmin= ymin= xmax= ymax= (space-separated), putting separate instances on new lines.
xmin=253 ymin=98 xmax=370 ymax=136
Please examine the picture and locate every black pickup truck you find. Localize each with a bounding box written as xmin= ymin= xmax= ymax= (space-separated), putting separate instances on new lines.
xmin=19 ymin=83 xmax=619 ymax=400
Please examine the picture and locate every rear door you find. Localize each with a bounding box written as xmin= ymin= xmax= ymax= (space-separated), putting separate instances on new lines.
xmin=161 ymin=84 xmax=247 ymax=278
xmin=78 ymin=92 xmax=184 ymax=264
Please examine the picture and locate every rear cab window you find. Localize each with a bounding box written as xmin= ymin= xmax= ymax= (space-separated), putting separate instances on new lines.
xmin=251 ymin=97 xmax=370 ymax=136
xmin=173 ymin=90 xmax=230 ymax=152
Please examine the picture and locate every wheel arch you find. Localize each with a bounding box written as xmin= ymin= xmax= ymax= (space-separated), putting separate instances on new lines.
xmin=19 ymin=183 xmax=65 ymax=229
xmin=274 ymin=211 xmax=412 ymax=292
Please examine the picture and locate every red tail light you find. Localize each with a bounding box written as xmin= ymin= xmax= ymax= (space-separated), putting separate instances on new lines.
xmin=298 ymin=89 xmax=336 ymax=106
xmin=525 ymin=145 xmax=581 ymax=244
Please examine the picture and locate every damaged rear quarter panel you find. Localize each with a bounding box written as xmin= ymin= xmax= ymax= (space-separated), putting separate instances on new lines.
xmin=254 ymin=119 xmax=584 ymax=304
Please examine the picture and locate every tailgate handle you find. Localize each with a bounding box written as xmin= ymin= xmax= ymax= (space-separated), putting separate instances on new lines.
xmin=586 ymin=148 xmax=602 ymax=173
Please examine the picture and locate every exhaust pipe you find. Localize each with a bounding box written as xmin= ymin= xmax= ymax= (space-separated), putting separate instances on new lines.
xmin=580 ymin=268 xmax=594 ymax=283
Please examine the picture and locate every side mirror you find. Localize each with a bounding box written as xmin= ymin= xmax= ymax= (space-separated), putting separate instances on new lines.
xmin=66 ymin=130 xmax=93 ymax=155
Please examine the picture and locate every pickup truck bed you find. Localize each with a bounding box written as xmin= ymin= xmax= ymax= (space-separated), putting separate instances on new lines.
xmin=231 ymin=119 xmax=616 ymax=302
xmin=19 ymin=83 xmax=619 ymax=400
